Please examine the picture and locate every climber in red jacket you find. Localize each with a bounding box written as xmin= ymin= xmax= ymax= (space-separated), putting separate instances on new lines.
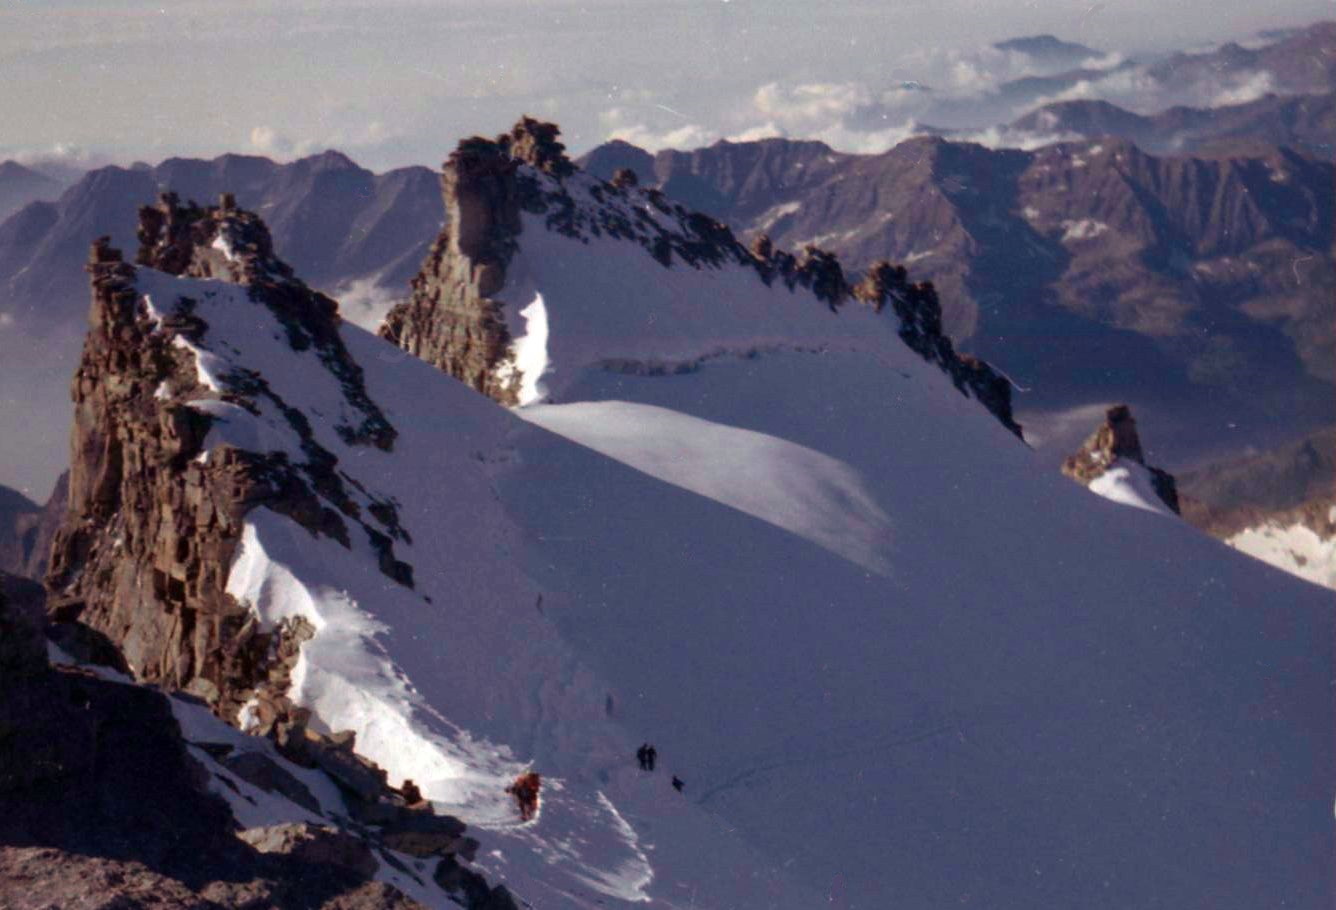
xmin=506 ymin=771 xmax=542 ymax=821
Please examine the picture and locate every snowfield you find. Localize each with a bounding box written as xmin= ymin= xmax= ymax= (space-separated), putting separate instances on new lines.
xmin=125 ymin=165 xmax=1335 ymax=908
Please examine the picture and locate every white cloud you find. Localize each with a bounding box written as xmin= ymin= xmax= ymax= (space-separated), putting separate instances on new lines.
xmin=753 ymin=82 xmax=876 ymax=128
xmin=606 ymin=122 xmax=720 ymax=153
xmin=248 ymin=125 xmax=291 ymax=157
xmin=1210 ymin=70 xmax=1276 ymax=107
xmin=599 ymin=107 xmax=720 ymax=153
xmin=959 ymin=125 xmax=1084 ymax=150
xmin=330 ymin=275 xmax=404 ymax=332
xmin=248 ymin=120 xmax=400 ymax=162
xmin=727 ymin=123 xmax=785 ymax=143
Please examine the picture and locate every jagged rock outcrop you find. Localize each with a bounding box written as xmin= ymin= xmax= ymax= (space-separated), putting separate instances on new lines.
xmin=852 ymin=260 xmax=1021 ymax=435
xmin=383 ymin=116 xmax=1021 ymax=435
xmin=1061 ymin=404 xmax=1180 ymax=513
xmin=24 ymin=197 xmax=517 ymax=906
xmin=44 ymin=194 xmax=409 ymax=726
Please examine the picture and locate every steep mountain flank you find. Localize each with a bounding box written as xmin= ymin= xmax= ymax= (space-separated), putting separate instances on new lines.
xmin=1061 ymin=404 xmax=1180 ymax=514
xmin=0 ymin=161 xmax=61 ymax=223
xmin=1011 ymin=91 xmax=1336 ymax=157
xmin=0 ymin=473 xmax=67 ymax=581
xmin=1179 ymin=427 xmax=1334 ymax=527
xmin=45 ymin=194 xmax=407 ymax=722
xmin=1148 ymin=21 xmax=1336 ymax=95
xmin=1177 ymin=427 xmax=1336 ymax=588
xmin=384 ymin=119 xmax=1021 ymax=434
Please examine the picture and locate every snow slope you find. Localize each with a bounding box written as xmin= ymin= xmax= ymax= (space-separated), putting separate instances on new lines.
xmin=127 ymin=168 xmax=1334 ymax=908
xmin=1087 ymin=459 xmax=1178 ymax=517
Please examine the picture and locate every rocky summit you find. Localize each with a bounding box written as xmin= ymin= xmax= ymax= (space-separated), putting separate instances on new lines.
xmin=383 ymin=118 xmax=1021 ymax=434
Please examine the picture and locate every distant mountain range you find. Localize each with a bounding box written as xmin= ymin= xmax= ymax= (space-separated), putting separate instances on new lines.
xmin=1007 ymin=91 xmax=1336 ymax=157
xmin=908 ymin=20 xmax=1336 ymax=131
xmin=1147 ymin=21 xmax=1336 ymax=95
xmin=2 ymin=151 xmax=440 ymax=335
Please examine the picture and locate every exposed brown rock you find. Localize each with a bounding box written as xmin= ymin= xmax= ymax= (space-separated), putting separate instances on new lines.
xmin=239 ymin=823 xmax=379 ymax=880
xmin=853 ymin=260 xmax=1022 ymax=436
xmin=1061 ymin=404 xmax=1180 ymax=513
xmin=44 ymin=197 xmax=408 ymax=725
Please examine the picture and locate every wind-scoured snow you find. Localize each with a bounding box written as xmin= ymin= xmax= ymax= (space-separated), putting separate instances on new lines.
xmin=120 ymin=177 xmax=1336 ymax=909
xmin=1087 ymin=460 xmax=1177 ymax=517
xmin=519 ymin=400 xmax=893 ymax=574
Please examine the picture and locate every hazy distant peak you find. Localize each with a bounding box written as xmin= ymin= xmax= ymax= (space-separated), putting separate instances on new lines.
xmin=993 ymin=33 xmax=1101 ymax=64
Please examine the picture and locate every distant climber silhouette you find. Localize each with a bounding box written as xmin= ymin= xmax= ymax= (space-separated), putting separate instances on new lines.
xmin=636 ymin=743 xmax=649 ymax=770
xmin=671 ymin=775 xmax=684 ymax=793
xmin=646 ymin=744 xmax=657 ymax=771
xmin=506 ymin=771 xmax=542 ymax=821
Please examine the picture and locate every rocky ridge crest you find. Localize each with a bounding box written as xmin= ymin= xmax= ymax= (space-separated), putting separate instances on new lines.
xmin=30 ymin=195 xmax=516 ymax=909
xmin=45 ymin=193 xmax=409 ymax=722
xmin=381 ymin=117 xmax=1022 ymax=435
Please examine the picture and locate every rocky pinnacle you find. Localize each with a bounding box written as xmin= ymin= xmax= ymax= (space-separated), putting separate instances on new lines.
xmin=1061 ymin=404 xmax=1181 ymax=513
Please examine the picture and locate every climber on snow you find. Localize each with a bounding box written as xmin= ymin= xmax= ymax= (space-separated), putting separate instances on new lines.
xmin=506 ymin=771 xmax=542 ymax=821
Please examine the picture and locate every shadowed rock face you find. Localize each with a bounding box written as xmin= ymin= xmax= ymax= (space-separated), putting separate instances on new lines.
xmin=43 ymin=194 xmax=406 ymax=725
xmin=14 ymin=472 xmax=68 ymax=580
xmin=384 ymin=117 xmax=1022 ymax=435
xmin=0 ymin=585 xmax=433 ymax=910
xmin=1178 ymin=426 xmax=1336 ymax=539
xmin=1061 ymin=404 xmax=1180 ymax=513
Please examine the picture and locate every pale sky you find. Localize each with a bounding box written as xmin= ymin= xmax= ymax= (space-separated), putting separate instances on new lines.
xmin=2 ymin=0 xmax=1331 ymax=170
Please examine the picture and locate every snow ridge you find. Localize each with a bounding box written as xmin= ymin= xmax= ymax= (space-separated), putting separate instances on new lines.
xmin=381 ymin=118 xmax=1022 ymax=434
